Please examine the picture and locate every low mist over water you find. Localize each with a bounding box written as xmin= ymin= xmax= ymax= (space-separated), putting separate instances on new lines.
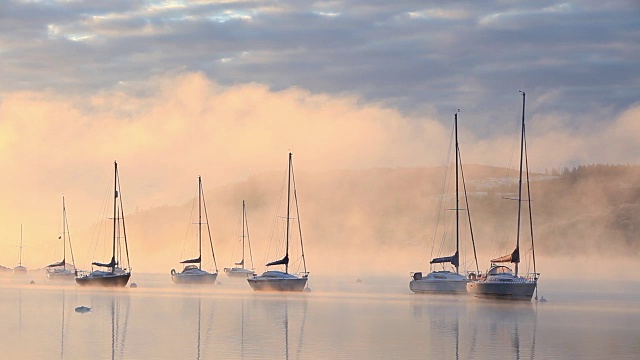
xmin=1 ymin=274 xmax=638 ymax=359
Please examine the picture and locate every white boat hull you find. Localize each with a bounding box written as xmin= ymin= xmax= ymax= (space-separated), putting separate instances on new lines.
xmin=467 ymin=281 xmax=537 ymax=300
xmin=409 ymin=271 xmax=468 ymax=294
xmin=171 ymin=269 xmax=218 ymax=284
xmin=224 ymin=267 xmax=254 ymax=278
xmin=47 ymin=269 xmax=75 ymax=280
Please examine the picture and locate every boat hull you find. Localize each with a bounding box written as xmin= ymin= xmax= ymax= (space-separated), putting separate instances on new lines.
xmin=409 ymin=271 xmax=469 ymax=294
xmin=247 ymin=277 xmax=308 ymax=292
xmin=76 ymin=273 xmax=131 ymax=287
xmin=410 ymin=279 xmax=468 ymax=294
xmin=171 ymin=272 xmax=218 ymax=284
xmin=224 ymin=268 xmax=254 ymax=278
xmin=47 ymin=270 xmax=75 ymax=281
xmin=466 ymin=281 xmax=537 ymax=300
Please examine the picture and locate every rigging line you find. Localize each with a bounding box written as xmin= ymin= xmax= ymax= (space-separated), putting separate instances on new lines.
xmin=181 ymin=186 xmax=199 ymax=261
xmin=65 ymin=200 xmax=77 ymax=268
xmin=524 ymin=124 xmax=539 ymax=298
xmin=458 ymin=149 xmax=480 ymax=274
xmin=117 ymin=172 xmax=131 ymax=271
xmin=85 ymin=181 xmax=111 ymax=268
xmin=265 ymin=165 xmax=289 ymax=266
xmin=229 ymin=210 xmax=242 ymax=267
xmin=291 ymin=161 xmax=307 ymax=274
xmin=245 ymin=203 xmax=255 ymax=269
xmin=200 ymin=182 xmax=218 ymax=272
xmin=426 ymin=122 xmax=456 ymax=267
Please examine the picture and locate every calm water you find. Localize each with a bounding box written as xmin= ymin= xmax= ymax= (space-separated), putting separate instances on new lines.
xmin=0 ymin=274 xmax=638 ymax=359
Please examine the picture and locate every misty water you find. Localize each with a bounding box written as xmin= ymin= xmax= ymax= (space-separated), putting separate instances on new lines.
xmin=1 ymin=274 xmax=639 ymax=359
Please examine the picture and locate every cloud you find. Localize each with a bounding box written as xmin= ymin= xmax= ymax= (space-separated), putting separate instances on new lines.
xmin=0 ymin=0 xmax=637 ymax=136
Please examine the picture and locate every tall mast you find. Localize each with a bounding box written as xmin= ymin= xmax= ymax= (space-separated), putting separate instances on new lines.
xmin=285 ymin=152 xmax=292 ymax=274
xmin=454 ymin=111 xmax=460 ymax=274
xmin=112 ymin=161 xmax=118 ymax=273
xmin=515 ymin=91 xmax=526 ymax=277
xmin=242 ymin=200 xmax=246 ymax=268
xmin=19 ymin=224 xmax=23 ymax=266
xmin=198 ymin=176 xmax=203 ymax=270
xmin=62 ymin=196 xmax=67 ymax=270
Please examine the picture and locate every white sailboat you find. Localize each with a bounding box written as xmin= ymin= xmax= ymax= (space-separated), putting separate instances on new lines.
xmin=46 ymin=196 xmax=77 ymax=280
xmin=76 ymin=161 xmax=132 ymax=287
xmin=247 ymin=152 xmax=309 ymax=292
xmin=13 ymin=224 xmax=27 ymax=275
xmin=171 ymin=176 xmax=219 ymax=284
xmin=467 ymin=92 xmax=540 ymax=300
xmin=224 ymin=200 xmax=256 ymax=278
xmin=410 ymin=111 xmax=479 ymax=293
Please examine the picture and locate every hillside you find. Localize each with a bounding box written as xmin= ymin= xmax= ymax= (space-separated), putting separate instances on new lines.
xmin=102 ymin=163 xmax=640 ymax=275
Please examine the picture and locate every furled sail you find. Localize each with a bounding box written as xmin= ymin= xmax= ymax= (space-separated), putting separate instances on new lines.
xmin=266 ymin=254 xmax=289 ymax=267
xmin=491 ymin=247 xmax=520 ymax=263
xmin=235 ymin=259 xmax=244 ymax=266
xmin=47 ymin=259 xmax=65 ymax=268
xmin=430 ymin=251 xmax=459 ymax=267
xmin=180 ymin=256 xmax=201 ymax=264
xmin=93 ymin=256 xmax=117 ymax=268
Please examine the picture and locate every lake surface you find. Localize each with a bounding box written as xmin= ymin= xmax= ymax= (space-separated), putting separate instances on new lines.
xmin=0 ymin=273 xmax=638 ymax=359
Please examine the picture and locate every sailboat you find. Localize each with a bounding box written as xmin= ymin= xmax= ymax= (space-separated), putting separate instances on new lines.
xmin=46 ymin=196 xmax=77 ymax=280
xmin=467 ymin=92 xmax=540 ymax=300
xmin=13 ymin=225 xmax=27 ymax=275
xmin=247 ymin=152 xmax=309 ymax=292
xmin=224 ymin=201 xmax=255 ymax=278
xmin=76 ymin=161 xmax=132 ymax=287
xmin=171 ymin=176 xmax=219 ymax=284
xmin=410 ymin=111 xmax=479 ymax=293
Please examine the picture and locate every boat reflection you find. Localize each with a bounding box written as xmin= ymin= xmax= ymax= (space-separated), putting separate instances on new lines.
xmin=251 ymin=296 xmax=308 ymax=360
xmin=471 ymin=302 xmax=537 ymax=360
xmin=109 ymin=295 xmax=131 ymax=360
xmin=411 ymin=299 xmax=537 ymax=359
xmin=411 ymin=298 xmax=464 ymax=360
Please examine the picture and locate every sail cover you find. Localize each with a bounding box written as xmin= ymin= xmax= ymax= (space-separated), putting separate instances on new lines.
xmin=180 ymin=256 xmax=201 ymax=264
xmin=491 ymin=247 xmax=520 ymax=263
xmin=93 ymin=256 xmax=117 ymax=268
xmin=235 ymin=259 xmax=244 ymax=266
xmin=430 ymin=251 xmax=459 ymax=267
xmin=47 ymin=259 xmax=65 ymax=268
xmin=266 ymin=254 xmax=289 ymax=267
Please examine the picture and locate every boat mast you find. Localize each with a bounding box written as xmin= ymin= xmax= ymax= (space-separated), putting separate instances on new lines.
xmin=242 ymin=200 xmax=246 ymax=269
xmin=18 ymin=224 xmax=23 ymax=266
xmin=455 ymin=111 xmax=460 ymax=275
xmin=515 ymin=92 xmax=526 ymax=277
xmin=198 ymin=176 xmax=203 ymax=270
xmin=285 ymin=152 xmax=292 ymax=274
xmin=112 ymin=161 xmax=118 ymax=273
xmin=62 ymin=196 xmax=66 ymax=270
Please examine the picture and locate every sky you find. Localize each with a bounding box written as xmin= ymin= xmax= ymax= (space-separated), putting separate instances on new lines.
xmin=0 ymin=0 xmax=639 ymax=270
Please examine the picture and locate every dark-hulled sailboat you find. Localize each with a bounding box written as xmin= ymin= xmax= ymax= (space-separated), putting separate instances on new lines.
xmin=247 ymin=152 xmax=309 ymax=292
xmin=467 ymin=92 xmax=540 ymax=300
xmin=47 ymin=196 xmax=77 ymax=280
xmin=76 ymin=161 xmax=131 ymax=287
xmin=410 ymin=111 xmax=479 ymax=293
xmin=171 ymin=176 xmax=219 ymax=284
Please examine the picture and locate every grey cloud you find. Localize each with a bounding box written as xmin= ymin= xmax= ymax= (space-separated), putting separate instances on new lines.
xmin=0 ymin=0 xmax=638 ymax=141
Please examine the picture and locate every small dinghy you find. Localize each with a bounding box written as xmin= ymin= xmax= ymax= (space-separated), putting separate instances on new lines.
xmin=75 ymin=306 xmax=91 ymax=313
